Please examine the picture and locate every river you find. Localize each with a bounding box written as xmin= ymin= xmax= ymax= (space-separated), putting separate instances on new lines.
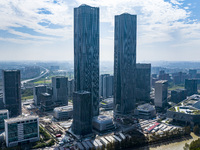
xmin=136 ymin=132 xmax=199 ymax=150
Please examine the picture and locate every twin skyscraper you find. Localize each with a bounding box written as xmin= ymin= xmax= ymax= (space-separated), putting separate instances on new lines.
xmin=73 ymin=4 xmax=137 ymax=119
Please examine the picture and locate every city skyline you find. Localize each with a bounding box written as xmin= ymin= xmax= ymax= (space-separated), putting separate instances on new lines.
xmin=0 ymin=0 xmax=200 ymax=61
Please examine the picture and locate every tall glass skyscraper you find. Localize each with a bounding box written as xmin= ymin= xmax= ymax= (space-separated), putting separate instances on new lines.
xmin=114 ymin=13 xmax=137 ymax=115
xmin=74 ymin=4 xmax=99 ymax=116
xmin=2 ymin=70 xmax=21 ymax=118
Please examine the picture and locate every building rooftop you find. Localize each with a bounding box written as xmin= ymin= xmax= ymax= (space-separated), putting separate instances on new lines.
xmin=120 ymin=13 xmax=136 ymax=16
xmin=0 ymin=109 xmax=8 ymax=114
xmin=74 ymin=91 xmax=90 ymax=95
xmin=52 ymin=76 xmax=68 ymax=79
xmin=155 ymin=80 xmax=168 ymax=84
xmin=80 ymin=4 xmax=91 ymax=7
xmin=168 ymin=94 xmax=200 ymax=115
xmin=93 ymin=115 xmax=113 ymax=124
xmin=3 ymin=70 xmax=20 ymax=72
xmin=54 ymin=105 xmax=73 ymax=112
xmin=137 ymin=103 xmax=155 ymax=111
xmin=136 ymin=63 xmax=151 ymax=68
xmin=172 ymin=89 xmax=186 ymax=92
xmin=102 ymin=98 xmax=113 ymax=104
xmin=78 ymin=4 xmax=99 ymax=8
xmin=186 ymin=79 xmax=197 ymax=81
xmin=4 ymin=115 xmax=38 ymax=123
xmin=35 ymin=85 xmax=46 ymax=88
xmin=41 ymin=93 xmax=51 ymax=96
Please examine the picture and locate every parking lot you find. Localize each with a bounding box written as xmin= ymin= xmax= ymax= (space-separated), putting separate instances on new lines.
xmin=138 ymin=119 xmax=183 ymax=137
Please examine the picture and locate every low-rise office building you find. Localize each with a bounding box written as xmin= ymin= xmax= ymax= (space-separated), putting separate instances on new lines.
xmin=40 ymin=93 xmax=54 ymax=111
xmin=72 ymin=91 xmax=92 ymax=136
xmin=5 ymin=116 xmax=39 ymax=147
xmin=92 ymin=115 xmax=115 ymax=133
xmin=54 ymin=105 xmax=73 ymax=121
xmin=167 ymin=95 xmax=200 ymax=126
xmin=33 ymin=85 xmax=47 ymax=106
xmin=135 ymin=103 xmax=156 ymax=119
xmin=0 ymin=109 xmax=9 ymax=130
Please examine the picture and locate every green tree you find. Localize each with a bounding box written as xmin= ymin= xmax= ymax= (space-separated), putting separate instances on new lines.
xmin=185 ymin=126 xmax=191 ymax=135
xmin=193 ymin=125 xmax=200 ymax=135
xmin=189 ymin=138 xmax=200 ymax=150
xmin=183 ymin=143 xmax=189 ymax=150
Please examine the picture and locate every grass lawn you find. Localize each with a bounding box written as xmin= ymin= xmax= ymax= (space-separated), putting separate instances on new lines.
xmin=168 ymin=85 xmax=184 ymax=91
xmin=22 ymin=95 xmax=34 ymax=100
xmin=34 ymin=80 xmax=51 ymax=84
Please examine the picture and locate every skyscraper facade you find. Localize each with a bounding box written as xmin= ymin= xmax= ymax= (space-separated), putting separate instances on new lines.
xmin=114 ymin=13 xmax=137 ymax=115
xmin=136 ymin=63 xmax=151 ymax=102
xmin=52 ymin=76 xmax=68 ymax=106
xmin=72 ymin=91 xmax=92 ymax=136
xmin=2 ymin=70 xmax=21 ymax=118
xmin=68 ymin=79 xmax=74 ymax=100
xmin=74 ymin=5 xmax=99 ymax=116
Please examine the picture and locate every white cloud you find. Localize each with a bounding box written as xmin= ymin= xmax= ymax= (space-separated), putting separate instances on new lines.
xmin=0 ymin=0 xmax=200 ymax=61
xmin=0 ymin=0 xmax=73 ymax=43
xmin=170 ymin=0 xmax=183 ymax=5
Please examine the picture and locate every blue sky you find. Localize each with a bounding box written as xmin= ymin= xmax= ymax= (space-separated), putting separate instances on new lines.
xmin=0 ymin=0 xmax=200 ymax=61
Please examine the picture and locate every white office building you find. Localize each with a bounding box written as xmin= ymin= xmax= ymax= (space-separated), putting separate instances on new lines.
xmin=5 ymin=116 xmax=39 ymax=147
xmin=92 ymin=115 xmax=115 ymax=132
xmin=154 ymin=80 xmax=168 ymax=108
xmin=135 ymin=103 xmax=156 ymax=119
xmin=53 ymin=105 xmax=73 ymax=121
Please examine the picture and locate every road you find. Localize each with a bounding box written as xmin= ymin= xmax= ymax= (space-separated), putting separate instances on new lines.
xmin=21 ymin=66 xmax=49 ymax=86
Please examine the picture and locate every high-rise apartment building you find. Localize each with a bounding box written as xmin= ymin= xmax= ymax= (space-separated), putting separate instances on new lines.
xmin=5 ymin=116 xmax=39 ymax=147
xmin=114 ymin=13 xmax=137 ymax=115
xmin=2 ymin=70 xmax=21 ymax=118
xmin=33 ymin=85 xmax=47 ymax=106
xmin=72 ymin=91 xmax=92 ymax=136
xmin=74 ymin=5 xmax=99 ymax=116
xmin=154 ymin=80 xmax=168 ymax=108
xmin=136 ymin=63 xmax=151 ymax=102
xmin=52 ymin=76 xmax=68 ymax=106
